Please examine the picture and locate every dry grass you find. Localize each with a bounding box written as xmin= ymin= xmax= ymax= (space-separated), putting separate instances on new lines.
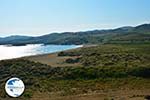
xmin=25 ymin=52 xmax=81 ymax=67
xmin=31 ymin=89 xmax=150 ymax=100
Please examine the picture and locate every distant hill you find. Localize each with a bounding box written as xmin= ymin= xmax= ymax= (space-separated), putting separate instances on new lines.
xmin=0 ymin=24 xmax=150 ymax=45
xmin=134 ymin=24 xmax=150 ymax=32
xmin=0 ymin=35 xmax=32 ymax=45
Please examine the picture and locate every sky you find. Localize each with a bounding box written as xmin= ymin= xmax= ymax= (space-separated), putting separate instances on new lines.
xmin=0 ymin=0 xmax=150 ymax=37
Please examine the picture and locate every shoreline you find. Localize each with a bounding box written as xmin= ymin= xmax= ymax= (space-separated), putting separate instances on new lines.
xmin=23 ymin=44 xmax=97 ymax=67
xmin=0 ymin=44 xmax=86 ymax=61
xmin=0 ymin=44 xmax=97 ymax=67
xmin=23 ymin=44 xmax=97 ymax=59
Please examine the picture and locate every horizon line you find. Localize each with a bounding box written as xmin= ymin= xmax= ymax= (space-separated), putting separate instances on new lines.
xmin=0 ymin=23 xmax=149 ymax=38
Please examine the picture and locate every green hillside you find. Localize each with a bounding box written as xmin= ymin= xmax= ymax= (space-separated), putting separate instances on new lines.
xmin=0 ymin=24 xmax=150 ymax=45
xmin=0 ymin=44 xmax=150 ymax=99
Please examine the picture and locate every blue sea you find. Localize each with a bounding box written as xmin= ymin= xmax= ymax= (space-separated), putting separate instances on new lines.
xmin=0 ymin=44 xmax=82 ymax=60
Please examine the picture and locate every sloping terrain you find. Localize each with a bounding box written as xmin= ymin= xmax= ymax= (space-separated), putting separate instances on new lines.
xmin=0 ymin=44 xmax=150 ymax=100
xmin=0 ymin=24 xmax=150 ymax=45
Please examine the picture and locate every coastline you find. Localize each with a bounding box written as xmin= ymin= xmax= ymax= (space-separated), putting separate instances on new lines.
xmin=23 ymin=44 xmax=97 ymax=67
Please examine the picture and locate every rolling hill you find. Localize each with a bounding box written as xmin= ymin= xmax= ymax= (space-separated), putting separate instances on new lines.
xmin=0 ymin=23 xmax=150 ymax=45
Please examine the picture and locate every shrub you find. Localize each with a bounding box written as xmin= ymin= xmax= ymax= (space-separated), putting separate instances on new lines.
xmin=65 ymin=58 xmax=80 ymax=63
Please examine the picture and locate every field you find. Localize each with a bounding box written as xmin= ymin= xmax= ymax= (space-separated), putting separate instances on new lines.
xmin=0 ymin=43 xmax=150 ymax=100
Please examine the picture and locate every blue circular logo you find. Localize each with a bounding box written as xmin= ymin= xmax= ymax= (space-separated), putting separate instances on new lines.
xmin=5 ymin=77 xmax=25 ymax=97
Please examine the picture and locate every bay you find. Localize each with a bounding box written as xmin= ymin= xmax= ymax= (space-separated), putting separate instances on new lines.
xmin=0 ymin=44 xmax=82 ymax=60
